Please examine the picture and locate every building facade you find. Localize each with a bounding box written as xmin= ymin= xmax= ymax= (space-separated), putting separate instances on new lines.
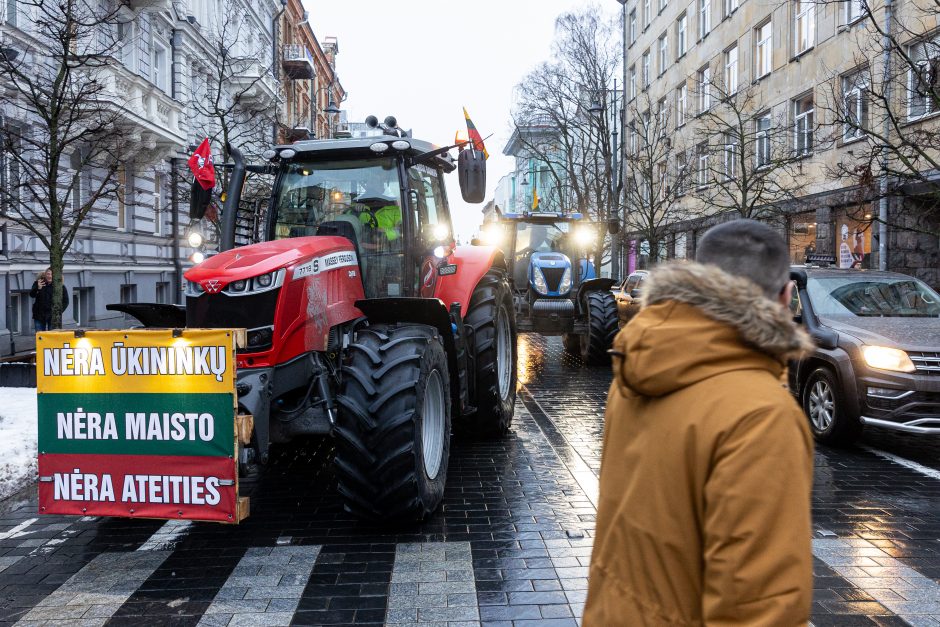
xmin=0 ymin=0 xmax=344 ymax=356
xmin=621 ymin=0 xmax=940 ymax=286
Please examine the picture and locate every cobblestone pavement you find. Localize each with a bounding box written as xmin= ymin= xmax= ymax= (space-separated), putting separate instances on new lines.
xmin=0 ymin=334 xmax=938 ymax=626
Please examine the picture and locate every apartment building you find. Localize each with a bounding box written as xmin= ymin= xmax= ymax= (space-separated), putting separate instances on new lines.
xmin=621 ymin=0 xmax=940 ymax=287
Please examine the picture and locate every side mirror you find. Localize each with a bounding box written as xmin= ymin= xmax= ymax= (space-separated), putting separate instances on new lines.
xmin=458 ymin=149 xmax=486 ymax=203
xmin=630 ymin=289 xmax=641 ymax=299
xmin=189 ymin=178 xmax=212 ymax=219
xmin=607 ymin=218 xmax=620 ymax=235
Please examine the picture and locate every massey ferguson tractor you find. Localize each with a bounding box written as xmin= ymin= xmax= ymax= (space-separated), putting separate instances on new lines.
xmin=480 ymin=211 xmax=618 ymax=364
xmin=114 ymin=118 xmax=517 ymax=520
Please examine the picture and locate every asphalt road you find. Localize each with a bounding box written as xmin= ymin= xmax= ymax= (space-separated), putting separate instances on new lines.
xmin=0 ymin=334 xmax=938 ymax=626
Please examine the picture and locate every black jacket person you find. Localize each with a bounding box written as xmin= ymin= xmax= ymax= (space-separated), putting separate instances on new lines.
xmin=29 ymin=268 xmax=68 ymax=331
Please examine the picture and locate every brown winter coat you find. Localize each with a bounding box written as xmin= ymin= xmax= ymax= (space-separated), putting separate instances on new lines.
xmin=584 ymin=262 xmax=816 ymax=626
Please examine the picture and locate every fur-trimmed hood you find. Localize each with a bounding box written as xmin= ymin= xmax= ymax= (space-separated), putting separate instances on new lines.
xmin=614 ymin=261 xmax=814 ymax=398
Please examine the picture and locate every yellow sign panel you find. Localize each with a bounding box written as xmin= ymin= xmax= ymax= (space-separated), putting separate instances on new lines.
xmin=37 ymin=330 xmax=240 ymax=394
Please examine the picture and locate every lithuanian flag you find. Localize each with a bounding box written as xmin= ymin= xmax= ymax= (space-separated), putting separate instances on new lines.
xmin=463 ymin=107 xmax=489 ymax=159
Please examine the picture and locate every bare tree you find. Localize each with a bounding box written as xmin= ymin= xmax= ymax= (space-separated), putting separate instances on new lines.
xmin=822 ymin=0 xmax=940 ymax=238
xmin=0 ymin=0 xmax=127 ymax=327
xmin=691 ymin=79 xmax=805 ymax=221
xmin=621 ymin=93 xmax=693 ymax=262
xmin=510 ymin=5 xmax=621 ymax=268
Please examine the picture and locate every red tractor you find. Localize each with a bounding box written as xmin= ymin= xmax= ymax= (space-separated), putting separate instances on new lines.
xmin=117 ymin=119 xmax=517 ymax=520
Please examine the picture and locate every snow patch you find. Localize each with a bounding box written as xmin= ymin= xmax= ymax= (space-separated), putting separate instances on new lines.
xmin=0 ymin=387 xmax=38 ymax=501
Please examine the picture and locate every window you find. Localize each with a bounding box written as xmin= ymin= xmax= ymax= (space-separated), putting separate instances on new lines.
xmin=629 ymin=65 xmax=637 ymax=100
xmin=657 ymin=161 xmax=668 ymax=199
xmin=755 ymin=21 xmax=772 ymax=77
xmin=794 ymin=95 xmax=814 ymax=155
xmin=676 ymin=82 xmax=688 ymax=125
xmin=846 ymin=0 xmax=865 ymax=23
xmin=153 ymin=172 xmax=164 ymax=235
xmin=676 ymin=150 xmax=688 ymax=195
xmin=156 ymin=282 xmax=169 ymax=304
xmin=117 ymin=165 xmax=127 ymax=229
xmin=72 ymin=167 xmax=83 ymax=213
xmin=908 ymin=38 xmax=940 ymax=118
xmin=755 ymin=113 xmax=771 ymax=167
xmin=117 ymin=20 xmax=136 ymax=68
xmin=795 ymin=0 xmax=815 ymax=54
xmin=697 ymin=142 xmax=709 ymax=187
xmin=677 ymin=13 xmax=687 ymax=56
xmin=724 ymin=44 xmax=738 ymax=94
xmin=642 ymin=50 xmax=651 ymax=87
xmin=658 ymin=34 xmax=668 ymax=74
xmin=842 ymin=71 xmax=869 ymax=140
xmin=699 ymin=0 xmax=711 ymax=39
xmin=152 ymin=42 xmax=168 ymax=91
xmin=659 ymin=0 xmax=668 ymax=12
xmin=698 ymin=66 xmax=711 ymax=111
xmin=643 ymin=0 xmax=651 ymax=27
xmin=658 ymin=97 xmax=668 ymax=130
xmin=725 ymin=0 xmax=739 ymax=17
xmin=5 ymin=0 xmax=17 ymax=26
xmin=629 ymin=122 xmax=638 ymax=154
xmin=629 ymin=9 xmax=637 ymax=44
xmin=0 ymin=125 xmax=21 ymax=213
xmin=723 ymin=132 xmax=738 ymax=179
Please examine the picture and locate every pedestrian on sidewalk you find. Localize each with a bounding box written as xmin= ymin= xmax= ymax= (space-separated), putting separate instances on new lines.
xmin=584 ymin=220 xmax=815 ymax=626
xmin=29 ymin=267 xmax=69 ymax=331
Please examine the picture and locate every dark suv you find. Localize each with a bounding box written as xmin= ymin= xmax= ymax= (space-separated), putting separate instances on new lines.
xmin=789 ymin=266 xmax=940 ymax=444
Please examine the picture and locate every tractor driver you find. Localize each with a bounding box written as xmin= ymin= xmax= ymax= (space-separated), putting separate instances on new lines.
xmin=354 ymin=175 xmax=403 ymax=296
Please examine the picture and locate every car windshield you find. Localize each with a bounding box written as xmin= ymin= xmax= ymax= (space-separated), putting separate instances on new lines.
xmin=273 ymin=158 xmax=400 ymax=239
xmin=806 ymin=275 xmax=940 ymax=317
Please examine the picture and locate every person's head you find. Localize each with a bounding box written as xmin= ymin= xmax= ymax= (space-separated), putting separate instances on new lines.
xmin=696 ymin=219 xmax=792 ymax=304
xmin=42 ymin=268 xmax=52 ymax=281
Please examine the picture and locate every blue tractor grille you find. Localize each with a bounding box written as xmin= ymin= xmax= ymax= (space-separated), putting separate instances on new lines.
xmin=541 ymin=267 xmax=565 ymax=292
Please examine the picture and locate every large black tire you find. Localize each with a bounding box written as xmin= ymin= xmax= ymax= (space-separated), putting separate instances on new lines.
xmin=802 ymin=367 xmax=862 ymax=445
xmin=580 ymin=290 xmax=619 ymax=365
xmin=333 ymin=323 xmax=451 ymax=520
xmin=459 ymin=270 xmax=517 ymax=438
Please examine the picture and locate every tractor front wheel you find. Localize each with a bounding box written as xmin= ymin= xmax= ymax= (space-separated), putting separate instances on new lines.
xmin=580 ymin=290 xmax=619 ymax=365
xmin=333 ymin=323 xmax=451 ymax=520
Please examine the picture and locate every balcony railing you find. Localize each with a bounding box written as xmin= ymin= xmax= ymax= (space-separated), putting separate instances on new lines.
xmin=282 ymin=44 xmax=315 ymax=80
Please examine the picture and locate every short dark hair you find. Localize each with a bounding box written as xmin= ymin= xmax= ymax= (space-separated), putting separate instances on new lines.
xmin=696 ymin=219 xmax=790 ymax=298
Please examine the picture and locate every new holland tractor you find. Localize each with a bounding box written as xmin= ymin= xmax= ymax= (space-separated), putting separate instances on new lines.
xmin=113 ymin=118 xmax=517 ymax=520
xmin=480 ymin=211 xmax=618 ymax=364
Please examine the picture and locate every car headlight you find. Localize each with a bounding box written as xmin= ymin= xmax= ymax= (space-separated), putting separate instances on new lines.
xmin=532 ymin=267 xmax=548 ymax=295
xmin=862 ymin=346 xmax=916 ymax=373
xmin=558 ymin=267 xmax=572 ymax=294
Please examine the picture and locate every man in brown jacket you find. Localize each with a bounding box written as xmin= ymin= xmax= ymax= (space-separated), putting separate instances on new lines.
xmin=585 ymin=220 xmax=815 ymax=626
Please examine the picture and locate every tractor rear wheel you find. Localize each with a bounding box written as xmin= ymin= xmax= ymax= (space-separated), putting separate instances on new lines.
xmin=459 ymin=270 xmax=517 ymax=438
xmin=333 ymin=323 xmax=451 ymax=520
xmin=580 ymin=290 xmax=619 ymax=365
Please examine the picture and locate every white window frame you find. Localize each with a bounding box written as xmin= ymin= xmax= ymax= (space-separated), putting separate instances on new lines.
xmin=676 ymin=82 xmax=688 ymax=126
xmin=644 ymin=0 xmax=651 ymax=27
xmin=755 ymin=113 xmax=771 ymax=168
xmin=699 ymin=66 xmax=711 ymax=112
xmin=5 ymin=0 xmax=18 ymax=27
xmin=756 ymin=21 xmax=772 ymax=77
xmin=846 ymin=0 xmax=865 ymax=23
xmin=657 ymin=161 xmax=668 ymax=200
xmin=153 ymin=171 xmax=164 ymax=235
xmin=908 ymin=39 xmax=940 ymax=119
xmin=629 ymin=65 xmax=638 ymax=100
xmin=629 ymin=122 xmax=638 ymax=154
xmin=677 ymin=13 xmax=687 ymax=56
xmin=659 ymin=0 xmax=668 ymax=13
xmin=725 ymin=0 xmax=739 ymax=18
xmin=794 ymin=95 xmax=814 ymax=156
xmin=676 ymin=150 xmax=688 ymax=195
xmin=725 ymin=44 xmax=738 ymax=94
xmin=151 ymin=41 xmax=168 ymax=92
xmin=795 ymin=0 xmax=815 ymax=54
xmin=642 ymin=50 xmax=651 ymax=87
xmin=699 ymin=0 xmax=711 ymax=39
xmin=723 ymin=132 xmax=738 ymax=179
xmin=629 ymin=9 xmax=638 ymax=45
xmin=697 ymin=143 xmax=709 ymax=187
xmin=842 ymin=71 xmax=869 ymax=140
xmin=658 ymin=98 xmax=668 ymax=130
xmin=658 ymin=34 xmax=668 ymax=74
xmin=117 ymin=164 xmax=127 ymax=230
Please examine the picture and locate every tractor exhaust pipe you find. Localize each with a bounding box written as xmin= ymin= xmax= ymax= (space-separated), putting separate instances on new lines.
xmin=221 ymin=143 xmax=246 ymax=252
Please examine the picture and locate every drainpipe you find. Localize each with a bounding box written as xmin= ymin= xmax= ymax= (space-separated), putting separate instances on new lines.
xmin=877 ymin=0 xmax=893 ymax=270
xmin=170 ymin=158 xmax=182 ymax=304
xmin=272 ymin=0 xmax=288 ymax=144
xmin=170 ymin=29 xmax=182 ymax=99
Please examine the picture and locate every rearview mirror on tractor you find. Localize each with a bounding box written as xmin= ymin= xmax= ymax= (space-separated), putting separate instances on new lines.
xmin=189 ymin=178 xmax=212 ymax=220
xmin=458 ymin=149 xmax=486 ymax=203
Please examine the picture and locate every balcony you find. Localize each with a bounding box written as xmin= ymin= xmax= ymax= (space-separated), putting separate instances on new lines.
xmin=230 ymin=59 xmax=279 ymax=109
xmin=126 ymin=0 xmax=172 ymax=10
xmin=282 ymin=44 xmax=315 ymax=80
xmin=93 ymin=57 xmax=187 ymax=162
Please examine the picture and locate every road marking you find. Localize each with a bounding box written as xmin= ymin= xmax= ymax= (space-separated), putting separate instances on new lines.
xmin=136 ymin=520 xmax=193 ymax=551
xmin=15 ymin=550 xmax=170 ymax=625
xmin=0 ymin=518 xmax=37 ymax=541
xmin=197 ymin=545 xmax=321 ymax=626
xmin=863 ymin=446 xmax=940 ymax=481
xmin=813 ymin=538 xmax=940 ymax=622
xmin=386 ymin=542 xmax=479 ymax=625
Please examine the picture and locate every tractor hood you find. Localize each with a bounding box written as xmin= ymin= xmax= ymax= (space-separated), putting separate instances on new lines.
xmin=529 ymin=252 xmax=573 ymax=297
xmin=185 ymin=236 xmax=355 ymax=292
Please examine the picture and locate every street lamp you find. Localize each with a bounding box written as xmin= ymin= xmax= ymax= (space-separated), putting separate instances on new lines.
xmin=589 ymin=81 xmax=622 ymax=278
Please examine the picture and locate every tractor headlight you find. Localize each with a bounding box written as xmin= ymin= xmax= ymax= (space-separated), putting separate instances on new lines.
xmin=222 ymin=269 xmax=285 ymax=296
xmin=862 ymin=346 xmax=916 ymax=373
xmin=574 ymin=227 xmax=596 ymax=247
xmin=229 ymin=279 xmax=248 ymax=293
xmin=481 ymin=225 xmax=504 ymax=246
xmin=187 ymin=231 xmax=204 ymax=248
xmin=185 ymin=280 xmax=204 ymax=297
xmin=532 ymin=267 xmax=548 ymax=295
xmin=558 ymin=267 xmax=572 ymax=294
xmin=433 ymin=224 xmax=449 ymax=241
xmin=255 ymin=272 xmax=274 ymax=288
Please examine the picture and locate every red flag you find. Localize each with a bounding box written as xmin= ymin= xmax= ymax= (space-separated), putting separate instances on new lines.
xmin=463 ymin=107 xmax=489 ymax=159
xmin=187 ymin=138 xmax=216 ymax=191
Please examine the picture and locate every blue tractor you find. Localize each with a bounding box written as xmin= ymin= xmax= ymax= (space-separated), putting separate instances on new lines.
xmin=481 ymin=211 xmax=619 ymax=364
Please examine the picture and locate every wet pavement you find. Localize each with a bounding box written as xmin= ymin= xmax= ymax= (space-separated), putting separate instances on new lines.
xmin=1 ymin=334 xmax=938 ymax=626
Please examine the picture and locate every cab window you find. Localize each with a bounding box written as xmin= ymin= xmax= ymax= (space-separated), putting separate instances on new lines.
xmin=408 ymin=165 xmax=450 ymax=247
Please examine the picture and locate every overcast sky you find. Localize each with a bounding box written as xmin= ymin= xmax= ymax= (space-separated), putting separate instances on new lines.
xmin=306 ymin=0 xmax=621 ymax=240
